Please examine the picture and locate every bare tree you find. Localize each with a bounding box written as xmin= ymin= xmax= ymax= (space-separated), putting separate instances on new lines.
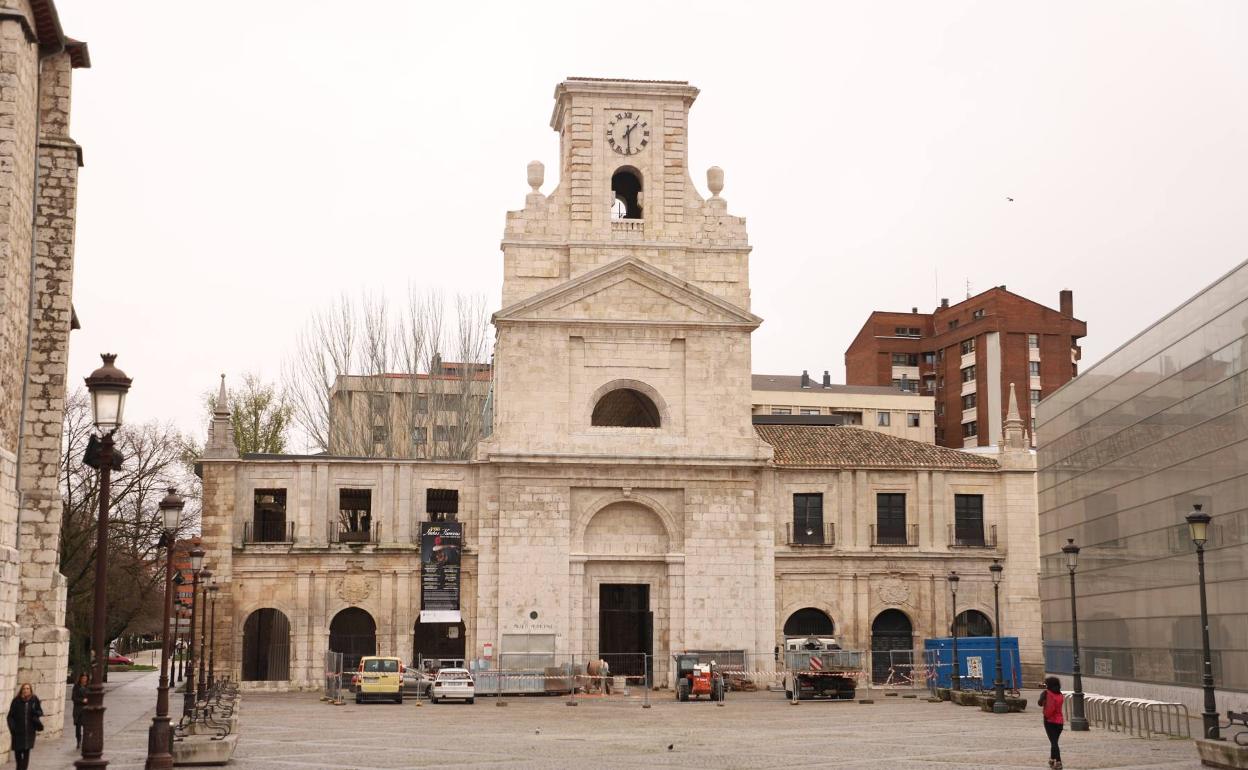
xmin=284 ymin=288 xmax=492 ymax=459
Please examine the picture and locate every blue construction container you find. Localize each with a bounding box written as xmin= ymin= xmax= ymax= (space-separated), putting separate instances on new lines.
xmin=924 ymin=636 xmax=1022 ymax=690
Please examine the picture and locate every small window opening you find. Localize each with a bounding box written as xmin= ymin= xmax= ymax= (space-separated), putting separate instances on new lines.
xmin=592 ymin=388 xmax=660 ymax=428
xmin=427 ymin=488 xmax=459 ymax=522
xmin=338 ymin=489 xmax=372 ymax=542
xmin=611 ymin=168 xmax=642 ymax=220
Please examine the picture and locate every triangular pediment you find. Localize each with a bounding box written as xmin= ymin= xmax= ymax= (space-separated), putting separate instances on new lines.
xmin=493 ymin=258 xmax=761 ymax=328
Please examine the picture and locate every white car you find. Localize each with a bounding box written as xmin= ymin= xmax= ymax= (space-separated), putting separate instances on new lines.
xmin=430 ymin=667 xmax=475 ymax=704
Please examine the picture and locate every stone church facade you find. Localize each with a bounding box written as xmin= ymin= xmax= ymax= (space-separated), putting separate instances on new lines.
xmin=200 ymin=78 xmax=1042 ymax=690
xmin=0 ymin=0 xmax=90 ymax=753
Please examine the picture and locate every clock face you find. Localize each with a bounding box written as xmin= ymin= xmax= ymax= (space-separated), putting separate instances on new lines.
xmin=606 ymin=111 xmax=651 ymax=156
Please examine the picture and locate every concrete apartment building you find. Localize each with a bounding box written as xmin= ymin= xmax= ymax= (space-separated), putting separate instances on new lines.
xmin=197 ymin=77 xmax=1045 ymax=693
xmin=0 ymin=0 xmax=89 ymax=751
xmin=845 ymin=288 xmax=1087 ymax=449
xmin=752 ymin=371 xmax=935 ymax=443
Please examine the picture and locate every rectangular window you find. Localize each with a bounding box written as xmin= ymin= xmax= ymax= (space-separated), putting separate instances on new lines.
xmin=922 ymin=352 xmax=936 ymax=365
xmin=894 ymin=327 xmax=921 ymax=337
xmin=1030 ymin=389 xmax=1042 ymax=406
xmin=961 ymin=365 xmax=976 ymax=383
xmin=954 ymin=494 xmax=985 ymax=546
xmin=961 ymin=393 xmax=977 ymax=410
xmin=909 ymin=327 xmax=921 ymax=336
xmin=936 ymin=403 xmax=944 ymax=416
xmin=799 ymin=407 xmax=821 ymax=415
xmin=907 ymin=412 xmax=921 ymax=428
xmin=412 ymin=426 xmax=428 ymax=444
xmin=1029 ymin=361 xmax=1040 ymax=376
xmin=924 ymin=376 xmax=936 ymax=392
xmin=877 ymin=412 xmax=891 ymax=426
xmin=427 ymin=488 xmax=459 ymax=522
xmin=876 ymin=493 xmax=907 ymax=544
xmin=792 ymin=493 xmax=824 ymax=544
xmin=370 ymin=393 xmax=389 ymax=413
xmin=960 ymin=338 xmax=975 ymax=355
xmin=1028 ymin=333 xmax=1040 ymax=349
xmin=416 ymin=395 xmax=429 ymax=413
xmin=251 ymin=489 xmax=288 ymax=543
xmin=962 ymin=420 xmax=978 ymax=438
xmin=948 ymin=319 xmax=959 ymax=330
xmin=892 ymin=353 xmax=908 ymax=365
xmin=972 ymin=308 xmax=984 ymax=320
xmin=372 ymin=424 xmax=388 ymax=443
xmin=434 ymin=424 xmax=453 ymax=441
xmin=338 ymin=488 xmax=372 ymax=540
xmin=771 ymin=407 xmax=792 ymax=415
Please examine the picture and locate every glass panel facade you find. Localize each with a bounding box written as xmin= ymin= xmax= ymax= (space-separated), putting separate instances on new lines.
xmin=1036 ymin=259 xmax=1248 ymax=693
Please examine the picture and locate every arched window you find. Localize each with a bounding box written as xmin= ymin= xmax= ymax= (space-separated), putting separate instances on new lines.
xmin=954 ymin=609 xmax=993 ymax=638
xmin=592 ymin=388 xmax=660 ymax=428
xmin=611 ymin=167 xmax=642 ymax=220
xmin=783 ymin=608 xmax=835 ymax=637
xmin=242 ymin=608 xmax=291 ymax=681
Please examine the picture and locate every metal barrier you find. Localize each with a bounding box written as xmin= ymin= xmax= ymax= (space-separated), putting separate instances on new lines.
xmin=322 ymin=651 xmax=344 ymax=704
xmin=1062 ymin=691 xmax=1190 ymax=739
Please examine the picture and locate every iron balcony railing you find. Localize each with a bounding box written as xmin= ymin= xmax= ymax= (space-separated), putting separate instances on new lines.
xmin=870 ymin=523 xmax=919 ymax=547
xmin=243 ymin=520 xmax=294 ymax=544
xmin=330 ymin=521 xmax=381 ymax=545
xmin=948 ymin=523 xmax=997 ymax=549
xmin=785 ymin=522 xmax=835 ymax=546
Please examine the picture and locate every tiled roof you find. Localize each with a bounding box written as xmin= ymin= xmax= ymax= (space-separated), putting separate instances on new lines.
xmin=756 ymin=425 xmax=999 ymax=470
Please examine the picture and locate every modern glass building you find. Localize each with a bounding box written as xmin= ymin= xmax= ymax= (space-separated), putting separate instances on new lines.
xmin=1037 ymin=260 xmax=1248 ymax=710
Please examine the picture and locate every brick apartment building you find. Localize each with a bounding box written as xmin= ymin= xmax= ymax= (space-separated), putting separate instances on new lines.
xmin=845 ymin=287 xmax=1086 ymax=448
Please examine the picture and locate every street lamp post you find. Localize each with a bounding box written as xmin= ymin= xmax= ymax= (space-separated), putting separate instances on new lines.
xmin=197 ymin=569 xmax=212 ymax=696
xmin=1061 ymin=539 xmax=1089 ymax=731
xmin=1186 ymin=505 xmax=1221 ymax=741
xmin=207 ymin=585 xmax=219 ymax=686
xmin=76 ymin=354 xmax=132 ymax=770
xmin=990 ymin=559 xmax=1008 ymax=713
xmin=181 ymin=549 xmax=205 ymax=717
xmin=145 ymin=489 xmax=185 ymax=770
xmin=947 ymin=571 xmax=961 ymax=692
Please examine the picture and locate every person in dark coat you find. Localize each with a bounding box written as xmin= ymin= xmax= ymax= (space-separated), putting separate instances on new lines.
xmin=6 ymin=683 xmax=43 ymax=770
xmin=71 ymin=673 xmax=89 ymax=748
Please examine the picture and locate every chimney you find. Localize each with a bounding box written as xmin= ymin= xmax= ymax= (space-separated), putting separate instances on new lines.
xmin=911 ymin=307 xmax=918 ymax=313
xmin=800 ymin=370 xmax=811 ymax=389
xmin=822 ymin=371 xmax=831 ymax=388
xmin=1060 ymin=289 xmax=1073 ymax=317
xmin=940 ymin=298 xmax=949 ymax=309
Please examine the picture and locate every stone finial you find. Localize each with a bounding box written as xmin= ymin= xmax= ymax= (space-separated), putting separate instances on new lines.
xmin=707 ymin=166 xmax=724 ymax=197
xmin=203 ymin=373 xmax=238 ymax=460
xmin=1002 ymin=382 xmax=1026 ymax=451
xmin=527 ymin=160 xmax=544 ymax=193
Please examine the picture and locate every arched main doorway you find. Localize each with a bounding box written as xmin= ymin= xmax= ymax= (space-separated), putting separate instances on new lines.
xmin=870 ymin=609 xmax=914 ymax=684
xmin=413 ymin=619 xmax=466 ymax=664
xmin=783 ymin=608 xmax=835 ymax=637
xmin=329 ymin=607 xmax=376 ymax=672
xmin=954 ymin=609 xmax=993 ymax=638
xmin=242 ymin=608 xmax=291 ymax=681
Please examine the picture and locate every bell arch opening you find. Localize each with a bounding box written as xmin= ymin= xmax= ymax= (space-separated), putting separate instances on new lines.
xmin=592 ymin=388 xmax=661 ymax=428
xmin=611 ymin=167 xmax=643 ymax=220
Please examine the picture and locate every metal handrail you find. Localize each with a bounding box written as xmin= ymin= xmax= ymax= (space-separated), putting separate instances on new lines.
xmin=871 ymin=523 xmax=919 ymax=546
xmin=242 ymin=520 xmax=294 ymax=544
xmin=329 ymin=521 xmax=381 ymax=545
xmin=949 ymin=523 xmax=997 ymax=548
xmin=785 ymin=522 xmax=835 ymax=546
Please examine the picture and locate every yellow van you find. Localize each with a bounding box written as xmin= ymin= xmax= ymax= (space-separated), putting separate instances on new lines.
xmin=356 ymin=656 xmax=404 ymax=704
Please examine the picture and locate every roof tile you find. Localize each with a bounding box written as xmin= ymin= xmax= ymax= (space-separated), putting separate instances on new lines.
xmin=756 ymin=425 xmax=998 ymax=470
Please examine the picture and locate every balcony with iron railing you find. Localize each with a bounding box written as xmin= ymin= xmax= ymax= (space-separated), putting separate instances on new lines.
xmin=870 ymin=523 xmax=919 ymax=547
xmin=785 ymin=522 xmax=835 ymax=547
xmin=329 ymin=521 xmax=382 ymax=546
xmin=948 ymin=523 xmax=997 ymax=549
xmin=242 ymin=520 xmax=294 ymax=545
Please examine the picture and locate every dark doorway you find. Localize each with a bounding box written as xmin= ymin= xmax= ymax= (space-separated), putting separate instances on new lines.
xmin=242 ymin=608 xmax=291 ymax=681
xmin=599 ymin=584 xmax=652 ymax=679
xmin=954 ymin=609 xmax=993 ymax=638
xmin=783 ymin=608 xmax=835 ymax=637
xmin=413 ymin=620 xmax=466 ymax=663
xmin=870 ymin=609 xmax=914 ymax=684
xmin=329 ymin=607 xmax=377 ymax=672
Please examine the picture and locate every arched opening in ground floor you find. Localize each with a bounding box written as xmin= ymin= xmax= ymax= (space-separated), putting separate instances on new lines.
xmin=783 ymin=607 xmax=835 ymax=637
xmin=870 ymin=609 xmax=914 ymax=684
xmin=413 ymin=620 xmax=466 ymax=664
xmin=598 ymin=583 xmax=652 ymax=680
xmin=955 ymin=609 xmax=993 ymax=638
xmin=329 ymin=607 xmax=376 ymax=671
xmin=242 ymin=608 xmax=291 ymax=681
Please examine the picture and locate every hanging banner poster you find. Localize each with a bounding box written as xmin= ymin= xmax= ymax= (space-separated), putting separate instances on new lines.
xmin=419 ymin=521 xmax=462 ymax=623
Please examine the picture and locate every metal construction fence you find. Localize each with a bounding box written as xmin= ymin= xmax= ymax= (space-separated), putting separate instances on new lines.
xmin=322 ymin=651 xmax=344 ymax=704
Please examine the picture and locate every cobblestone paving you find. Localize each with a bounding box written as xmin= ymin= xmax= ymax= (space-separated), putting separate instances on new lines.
xmin=31 ymin=683 xmax=1206 ymax=769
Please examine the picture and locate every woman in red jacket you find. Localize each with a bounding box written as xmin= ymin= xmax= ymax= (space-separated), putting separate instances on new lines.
xmin=1037 ymin=676 xmax=1066 ymax=769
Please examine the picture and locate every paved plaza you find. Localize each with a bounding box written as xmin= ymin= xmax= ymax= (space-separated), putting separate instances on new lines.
xmin=23 ymin=668 xmax=1208 ymax=769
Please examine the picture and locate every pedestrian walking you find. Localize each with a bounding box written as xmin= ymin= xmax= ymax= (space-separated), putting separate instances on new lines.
xmin=71 ymin=672 xmax=89 ymax=748
xmin=1037 ymin=676 xmax=1065 ymax=769
xmin=6 ymin=682 xmax=44 ymax=770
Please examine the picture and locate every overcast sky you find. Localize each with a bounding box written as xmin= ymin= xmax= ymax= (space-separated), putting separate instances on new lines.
xmin=57 ymin=0 xmax=1247 ymax=445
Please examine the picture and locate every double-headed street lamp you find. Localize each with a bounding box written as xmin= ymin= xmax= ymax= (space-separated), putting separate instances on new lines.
xmin=182 ymin=548 xmax=205 ymax=717
xmin=1186 ymin=505 xmax=1220 ymax=741
xmin=990 ymin=559 xmax=1008 ymax=714
xmin=77 ymin=354 xmax=132 ymax=770
xmin=947 ymin=570 xmax=961 ymax=692
xmin=1061 ymin=539 xmax=1089 ymax=730
xmin=145 ymin=489 xmax=185 ymax=770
